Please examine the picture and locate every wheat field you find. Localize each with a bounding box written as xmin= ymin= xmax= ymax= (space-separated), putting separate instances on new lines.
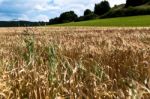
xmin=0 ymin=27 xmax=150 ymax=99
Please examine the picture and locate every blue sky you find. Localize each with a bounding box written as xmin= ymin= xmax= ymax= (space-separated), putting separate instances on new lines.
xmin=0 ymin=0 xmax=126 ymax=21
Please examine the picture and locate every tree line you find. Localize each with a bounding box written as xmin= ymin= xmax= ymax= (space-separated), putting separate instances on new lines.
xmin=49 ymin=1 xmax=111 ymax=25
xmin=49 ymin=0 xmax=150 ymax=25
xmin=0 ymin=21 xmax=48 ymax=27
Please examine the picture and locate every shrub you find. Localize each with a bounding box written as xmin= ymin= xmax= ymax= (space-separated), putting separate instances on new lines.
xmin=59 ymin=11 xmax=78 ymax=23
xmin=77 ymin=14 xmax=98 ymax=21
xmin=84 ymin=9 xmax=93 ymax=16
xmin=49 ymin=17 xmax=60 ymax=25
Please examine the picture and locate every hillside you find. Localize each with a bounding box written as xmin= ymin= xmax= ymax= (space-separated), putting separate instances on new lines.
xmin=54 ymin=15 xmax=150 ymax=27
xmin=101 ymin=3 xmax=150 ymax=18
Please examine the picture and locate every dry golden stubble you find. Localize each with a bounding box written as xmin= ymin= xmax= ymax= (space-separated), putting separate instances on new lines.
xmin=0 ymin=27 xmax=149 ymax=98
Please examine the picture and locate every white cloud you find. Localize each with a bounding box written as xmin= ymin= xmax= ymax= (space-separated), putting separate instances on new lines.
xmin=18 ymin=14 xmax=29 ymax=21
xmin=0 ymin=0 xmax=126 ymax=21
xmin=108 ymin=0 xmax=126 ymax=6
xmin=33 ymin=14 xmax=49 ymax=21
xmin=49 ymin=0 xmax=126 ymax=16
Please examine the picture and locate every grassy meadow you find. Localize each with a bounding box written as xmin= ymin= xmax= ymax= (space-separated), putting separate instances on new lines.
xmin=55 ymin=15 xmax=150 ymax=27
xmin=0 ymin=27 xmax=150 ymax=98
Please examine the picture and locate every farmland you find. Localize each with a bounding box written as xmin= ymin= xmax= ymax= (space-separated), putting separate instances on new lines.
xmin=0 ymin=27 xmax=150 ymax=98
xmin=55 ymin=15 xmax=150 ymax=27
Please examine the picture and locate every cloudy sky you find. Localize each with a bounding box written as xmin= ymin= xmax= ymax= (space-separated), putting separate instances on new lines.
xmin=0 ymin=0 xmax=126 ymax=21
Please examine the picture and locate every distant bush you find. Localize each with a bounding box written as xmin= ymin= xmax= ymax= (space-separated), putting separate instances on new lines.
xmin=49 ymin=11 xmax=78 ymax=25
xmin=77 ymin=14 xmax=98 ymax=21
xmin=94 ymin=1 xmax=111 ymax=16
xmin=84 ymin=9 xmax=93 ymax=16
xmin=59 ymin=11 xmax=78 ymax=23
xmin=49 ymin=17 xmax=60 ymax=25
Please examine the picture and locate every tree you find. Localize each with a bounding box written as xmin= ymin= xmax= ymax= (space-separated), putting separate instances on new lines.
xmin=125 ymin=0 xmax=142 ymax=7
xmin=49 ymin=17 xmax=60 ymax=24
xmin=59 ymin=11 xmax=78 ymax=23
xmin=84 ymin=9 xmax=93 ymax=16
xmin=94 ymin=0 xmax=111 ymax=16
xmin=125 ymin=0 xmax=149 ymax=7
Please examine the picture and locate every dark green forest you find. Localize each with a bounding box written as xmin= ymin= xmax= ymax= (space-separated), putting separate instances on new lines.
xmin=0 ymin=21 xmax=48 ymax=27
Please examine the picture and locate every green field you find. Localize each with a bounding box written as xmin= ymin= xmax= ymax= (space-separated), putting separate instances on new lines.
xmin=55 ymin=15 xmax=150 ymax=27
